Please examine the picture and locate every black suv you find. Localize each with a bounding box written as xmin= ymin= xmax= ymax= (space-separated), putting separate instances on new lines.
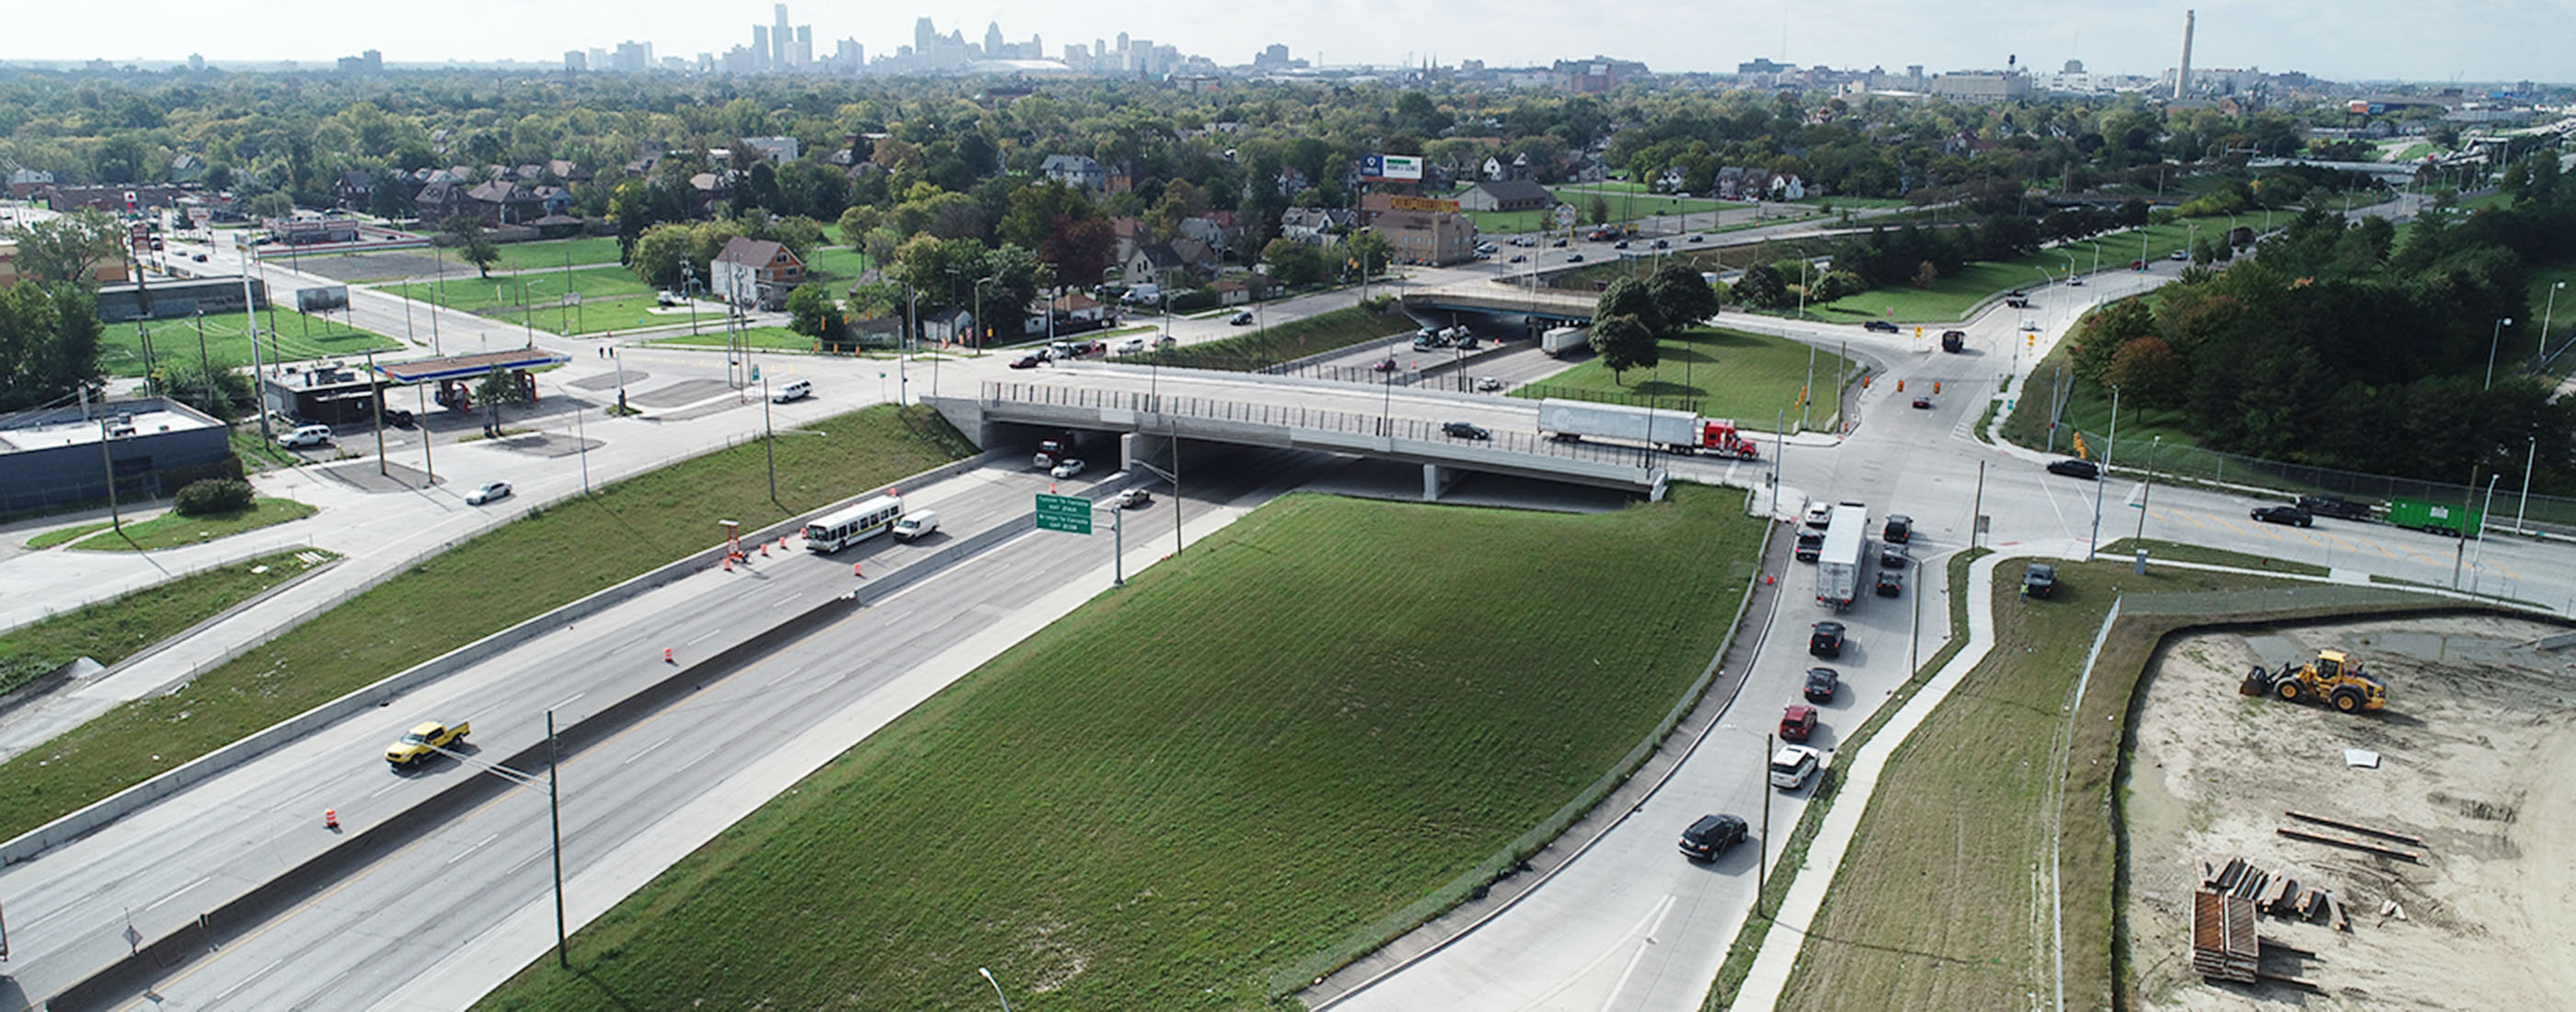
xmin=1678 ymin=812 xmax=1749 ymax=861
xmin=1810 ymin=621 xmax=1846 ymax=658
xmin=1795 ymin=530 xmax=1825 ymax=562
xmin=1883 ymin=514 xmax=1913 ymax=544
xmin=1803 ymin=667 xmax=1840 ymax=703
xmin=1441 ymin=421 xmax=1491 ymax=441
xmin=1876 ymin=569 xmax=1904 ymax=597
xmin=2046 ymin=458 xmax=2099 ymax=480
xmin=2022 ymin=562 xmax=2057 ymax=599
xmin=1864 ymin=319 xmax=1900 ymax=333
xmin=2296 ymin=495 xmax=2372 ymax=521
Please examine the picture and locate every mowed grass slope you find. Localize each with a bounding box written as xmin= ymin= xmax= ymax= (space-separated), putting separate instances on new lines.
xmin=1773 ymin=560 xmax=2298 ymax=1012
xmin=1516 ymin=327 xmax=1855 ymax=427
xmin=0 ymin=405 xmax=972 ymax=841
xmin=478 ymin=487 xmax=1764 ymax=1011
xmin=0 ymin=549 xmax=337 ymax=697
xmin=1146 ymin=304 xmax=1415 ymax=371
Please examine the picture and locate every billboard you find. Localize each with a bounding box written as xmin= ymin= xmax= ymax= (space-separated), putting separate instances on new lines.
xmin=1386 ymin=195 xmax=1460 ymax=213
xmin=1361 ymin=154 xmax=1424 ymax=181
xmin=296 ymin=285 xmax=351 ymax=313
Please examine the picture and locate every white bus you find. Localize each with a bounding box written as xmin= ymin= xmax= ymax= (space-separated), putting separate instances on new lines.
xmin=804 ymin=494 xmax=904 ymax=553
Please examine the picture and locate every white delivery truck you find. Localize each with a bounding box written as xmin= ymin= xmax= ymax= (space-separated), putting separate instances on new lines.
xmin=1815 ymin=503 xmax=1869 ymax=608
xmin=1541 ymin=326 xmax=1589 ymax=357
xmin=1535 ymin=398 xmax=1761 ymax=459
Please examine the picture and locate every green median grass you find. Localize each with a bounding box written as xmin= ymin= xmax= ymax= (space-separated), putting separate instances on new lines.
xmin=1513 ymin=327 xmax=1857 ymax=430
xmin=0 ymin=404 xmax=972 ymax=843
xmin=480 ymin=236 xmax=625 ymax=272
xmin=26 ymin=521 xmax=116 ymax=550
xmin=0 ymin=548 xmax=339 ymax=699
xmin=477 ymin=486 xmax=1764 ymax=1011
xmin=1800 ymin=217 xmax=2234 ymax=325
xmin=98 ymin=307 xmax=401 ymax=378
xmin=404 ymin=265 xmax=657 ymax=336
xmin=642 ymin=326 xmax=818 ymax=352
xmin=1139 ymin=303 xmax=1415 ymax=371
xmin=1768 ymin=558 xmax=2432 ymax=1012
xmin=63 ymin=498 xmax=316 ymax=551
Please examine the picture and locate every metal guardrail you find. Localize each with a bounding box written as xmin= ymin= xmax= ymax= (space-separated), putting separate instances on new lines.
xmin=981 ymin=380 xmax=1662 ymax=473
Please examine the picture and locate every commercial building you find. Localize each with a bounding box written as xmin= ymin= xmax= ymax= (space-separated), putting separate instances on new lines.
xmin=1372 ymin=211 xmax=1478 ymax=267
xmin=0 ymin=397 xmax=235 ymax=512
xmin=1456 ymin=179 xmax=1554 ymax=213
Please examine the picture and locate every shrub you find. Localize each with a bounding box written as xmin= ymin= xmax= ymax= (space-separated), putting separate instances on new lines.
xmin=175 ymin=478 xmax=255 ymax=516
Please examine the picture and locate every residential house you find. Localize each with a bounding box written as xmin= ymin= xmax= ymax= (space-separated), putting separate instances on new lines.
xmin=1653 ymin=167 xmax=1689 ymax=193
xmin=1051 ymin=292 xmax=1108 ymax=322
xmin=1210 ymin=279 xmax=1252 ymax=305
xmin=333 ymin=170 xmax=377 ymax=211
xmin=1106 ymin=163 xmax=1135 ymax=194
xmin=1482 ymin=155 xmax=1510 ymax=181
xmin=1279 ymin=207 xmax=1356 ymax=244
xmin=1175 ymin=213 xmax=1242 ymax=260
xmin=1276 ymin=165 xmax=1311 ymax=195
xmin=463 ymin=180 xmax=542 ymax=225
xmin=1456 ymin=179 xmax=1553 ymax=213
xmin=169 ymin=154 xmax=207 ymax=182
xmin=709 ymin=236 xmax=806 ymax=310
xmin=1572 ymin=157 xmax=1612 ymax=184
xmin=1372 ymin=211 xmax=1478 ymax=267
xmin=7 ymin=168 xmax=55 ymax=200
xmin=688 ymin=172 xmax=730 ymax=216
xmin=1769 ymin=174 xmax=1806 ymax=201
xmin=919 ymin=307 xmax=974 ymax=344
xmin=413 ymin=179 xmax=466 ymax=223
xmin=512 ymin=164 xmax=546 ymax=183
xmin=1167 ymin=237 xmax=1220 ymax=275
xmin=38 ymin=184 xmax=192 ymax=213
xmin=1121 ymin=244 xmax=1185 ymax=287
xmin=1041 ymin=155 xmax=1106 ymax=190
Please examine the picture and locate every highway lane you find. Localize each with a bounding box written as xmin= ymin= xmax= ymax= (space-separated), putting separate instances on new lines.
xmin=86 ymin=443 xmax=1336 ymax=1012
xmin=0 ymin=449 xmax=1170 ymax=1007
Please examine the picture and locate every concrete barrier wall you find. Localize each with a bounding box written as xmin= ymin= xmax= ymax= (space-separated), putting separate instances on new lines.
xmin=0 ymin=450 xmax=1006 ymax=866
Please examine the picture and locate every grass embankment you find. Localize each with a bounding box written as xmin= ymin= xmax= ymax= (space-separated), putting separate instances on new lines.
xmin=477 ymin=488 xmax=1765 ymax=1011
xmin=98 ymin=308 xmax=400 ymax=378
xmin=0 ymin=549 xmax=337 ymax=698
xmin=408 ymin=236 xmax=627 ymax=273
xmin=1768 ymin=552 xmax=2432 ymax=1012
xmin=1801 ymin=217 xmax=2228 ymax=325
xmin=406 ymin=265 xmax=659 ymax=336
xmin=1514 ymin=327 xmax=1857 ymax=430
xmin=1141 ymin=303 xmax=1414 ymax=371
xmin=0 ymin=404 xmax=972 ymax=843
xmin=2099 ymin=537 xmax=2330 ymax=577
xmin=53 ymin=498 xmax=316 ymax=551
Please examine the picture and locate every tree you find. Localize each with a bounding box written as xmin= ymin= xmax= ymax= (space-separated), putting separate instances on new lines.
xmin=474 ymin=365 xmax=529 ymax=436
xmin=1586 ymin=194 xmax=1613 ymax=226
xmin=629 ymin=222 xmax=695 ymax=290
xmin=0 ymin=282 xmax=105 ymax=411
xmin=247 ymin=191 xmax=294 ymax=220
xmin=1646 ymin=263 xmax=1721 ymax=329
xmin=1911 ymin=259 xmax=1940 ymax=290
xmin=1595 ymin=276 xmax=1665 ymax=337
xmin=8 ymin=210 xmax=125 ymax=286
xmin=835 ymin=205 xmax=881 ymax=248
xmin=444 ymin=215 xmax=500 ymax=278
xmin=784 ymin=283 xmax=847 ymax=340
xmin=1731 ymin=264 xmax=1788 ymax=309
xmin=1261 ymin=238 xmax=1326 ymax=287
xmin=2105 ymin=336 xmax=2189 ymax=408
xmin=1589 ymin=313 xmax=1660 ymax=385
xmin=1344 ymin=230 xmax=1391 ymax=280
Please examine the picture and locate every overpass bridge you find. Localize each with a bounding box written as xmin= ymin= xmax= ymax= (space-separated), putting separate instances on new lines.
xmin=939 ymin=372 xmax=1677 ymax=500
xmin=1401 ymin=279 xmax=1600 ymax=323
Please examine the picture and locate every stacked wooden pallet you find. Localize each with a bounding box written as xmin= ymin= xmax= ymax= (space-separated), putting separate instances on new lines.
xmin=2196 ymin=854 xmax=2353 ymax=933
xmin=2191 ymin=887 xmax=2260 ymax=983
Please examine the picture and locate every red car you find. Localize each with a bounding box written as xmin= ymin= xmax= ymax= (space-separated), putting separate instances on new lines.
xmin=1779 ymin=705 xmax=1819 ymax=742
xmin=1373 ymin=358 xmax=1398 ymax=373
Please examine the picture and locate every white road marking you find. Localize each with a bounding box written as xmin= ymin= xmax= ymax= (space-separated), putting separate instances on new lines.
xmin=446 ymin=834 xmax=500 ymax=865
xmin=1598 ymin=893 xmax=1679 ymax=1012
xmin=764 ymin=664 xmax=808 ymax=689
xmin=144 ymin=876 xmax=210 ymax=912
xmin=685 ymin=628 xmax=720 ymax=646
xmin=621 ymin=736 xmax=673 ymax=765
xmin=546 ymin=691 xmax=585 ymax=714
xmin=207 ymin=959 xmax=284 ymax=1005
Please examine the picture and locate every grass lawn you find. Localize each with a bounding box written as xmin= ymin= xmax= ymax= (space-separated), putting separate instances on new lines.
xmin=475 ymin=487 xmax=1765 ymax=1011
xmin=0 ymin=548 xmax=338 ymax=698
xmin=2099 ymin=537 xmax=2329 ymax=577
xmin=26 ymin=520 xmax=115 ymax=550
xmin=801 ymin=246 xmax=868 ymax=282
xmin=643 ymin=326 xmax=818 ymax=352
xmin=63 ymin=498 xmax=316 ymax=551
xmin=480 ymin=236 xmax=625 ymax=272
xmin=1462 ymin=207 xmax=1561 ymax=235
xmin=407 ymin=265 xmax=658 ymax=335
xmin=1144 ymin=304 xmax=1416 ymax=371
xmin=98 ymin=307 xmax=401 ymax=378
xmin=0 ymin=404 xmax=972 ymax=843
xmin=1771 ymin=559 xmax=2336 ymax=1012
xmin=1801 ymin=217 xmax=2229 ymax=325
xmin=1513 ymin=327 xmax=1857 ymax=430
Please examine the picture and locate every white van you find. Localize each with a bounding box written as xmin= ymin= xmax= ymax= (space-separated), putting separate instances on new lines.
xmin=1113 ymin=337 xmax=1147 ymax=355
xmin=891 ymin=510 xmax=939 ymax=541
xmin=772 ymin=380 xmax=812 ymax=403
xmin=281 ymin=424 xmax=333 ymax=449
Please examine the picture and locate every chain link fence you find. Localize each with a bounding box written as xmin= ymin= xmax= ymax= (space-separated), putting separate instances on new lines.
xmin=2079 ymin=427 xmax=2576 ymax=533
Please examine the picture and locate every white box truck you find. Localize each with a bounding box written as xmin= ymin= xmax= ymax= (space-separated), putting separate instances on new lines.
xmin=1816 ymin=503 xmax=1869 ymax=608
xmin=1536 ymin=398 xmax=1761 ymax=458
xmin=1541 ymin=326 xmax=1589 ymax=357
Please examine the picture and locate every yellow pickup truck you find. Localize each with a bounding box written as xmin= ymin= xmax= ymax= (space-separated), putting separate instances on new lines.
xmin=385 ymin=719 xmax=469 ymax=767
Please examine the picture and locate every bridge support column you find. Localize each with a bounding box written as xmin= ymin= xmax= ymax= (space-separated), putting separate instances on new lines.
xmin=1423 ymin=463 xmax=1464 ymax=501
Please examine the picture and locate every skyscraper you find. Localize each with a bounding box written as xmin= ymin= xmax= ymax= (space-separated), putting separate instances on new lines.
xmin=773 ymin=4 xmax=792 ymax=68
xmin=752 ymin=25 xmax=770 ymax=69
xmin=984 ymin=21 xmax=1004 ymax=59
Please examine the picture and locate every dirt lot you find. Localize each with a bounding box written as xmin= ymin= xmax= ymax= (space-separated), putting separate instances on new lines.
xmin=2123 ymin=614 xmax=2576 ymax=1010
xmin=291 ymin=249 xmax=449 ymax=282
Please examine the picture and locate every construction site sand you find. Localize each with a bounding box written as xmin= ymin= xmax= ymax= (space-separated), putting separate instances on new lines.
xmin=2122 ymin=614 xmax=2576 ymax=1011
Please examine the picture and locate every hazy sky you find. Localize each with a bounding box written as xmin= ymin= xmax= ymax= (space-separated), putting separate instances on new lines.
xmin=18 ymin=0 xmax=2570 ymax=84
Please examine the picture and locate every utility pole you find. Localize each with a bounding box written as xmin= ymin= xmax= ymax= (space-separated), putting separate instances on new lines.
xmin=548 ymin=710 xmax=568 ymax=970
xmin=367 ymin=351 xmax=386 ymax=477
xmin=1970 ymin=461 xmax=1985 ymax=550
xmin=2088 ymin=385 xmax=2120 ymax=562
xmin=98 ymin=418 xmax=121 ymax=531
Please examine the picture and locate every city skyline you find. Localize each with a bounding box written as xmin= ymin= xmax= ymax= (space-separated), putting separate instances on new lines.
xmin=5 ymin=0 xmax=2568 ymax=84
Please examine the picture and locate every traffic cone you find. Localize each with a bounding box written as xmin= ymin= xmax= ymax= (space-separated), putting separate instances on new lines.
xmin=761 ymin=542 xmax=770 ymax=558
xmin=663 ymin=647 xmax=674 ymax=663
xmin=723 ymin=557 xmax=733 ymax=572
xmin=853 ymin=562 xmax=863 ymax=578
xmin=324 ymin=809 xmax=339 ymax=831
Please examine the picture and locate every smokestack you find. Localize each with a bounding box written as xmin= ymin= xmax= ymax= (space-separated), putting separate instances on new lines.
xmin=2175 ymin=9 xmax=2195 ymax=100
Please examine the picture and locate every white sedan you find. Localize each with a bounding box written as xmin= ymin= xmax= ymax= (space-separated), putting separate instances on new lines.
xmin=466 ymin=481 xmax=513 ymax=505
xmin=1049 ymin=459 xmax=1087 ymax=479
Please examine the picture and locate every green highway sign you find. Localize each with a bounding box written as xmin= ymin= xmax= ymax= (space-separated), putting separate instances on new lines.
xmin=1035 ymin=492 xmax=1092 ymax=535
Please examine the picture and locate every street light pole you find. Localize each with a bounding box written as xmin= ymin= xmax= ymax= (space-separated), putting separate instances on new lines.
xmin=2486 ymin=316 xmax=2514 ymax=389
xmin=2543 ymin=282 xmax=2565 ymax=360
xmin=2516 ymin=436 xmax=2536 ymax=534
xmin=2087 ymin=385 xmax=2119 ymax=562
xmin=548 ymin=709 xmax=567 ymax=969
xmin=2137 ymin=436 xmax=2159 ymax=543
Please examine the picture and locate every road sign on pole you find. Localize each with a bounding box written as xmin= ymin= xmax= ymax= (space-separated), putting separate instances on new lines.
xmin=1035 ymin=493 xmax=1093 ymax=535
